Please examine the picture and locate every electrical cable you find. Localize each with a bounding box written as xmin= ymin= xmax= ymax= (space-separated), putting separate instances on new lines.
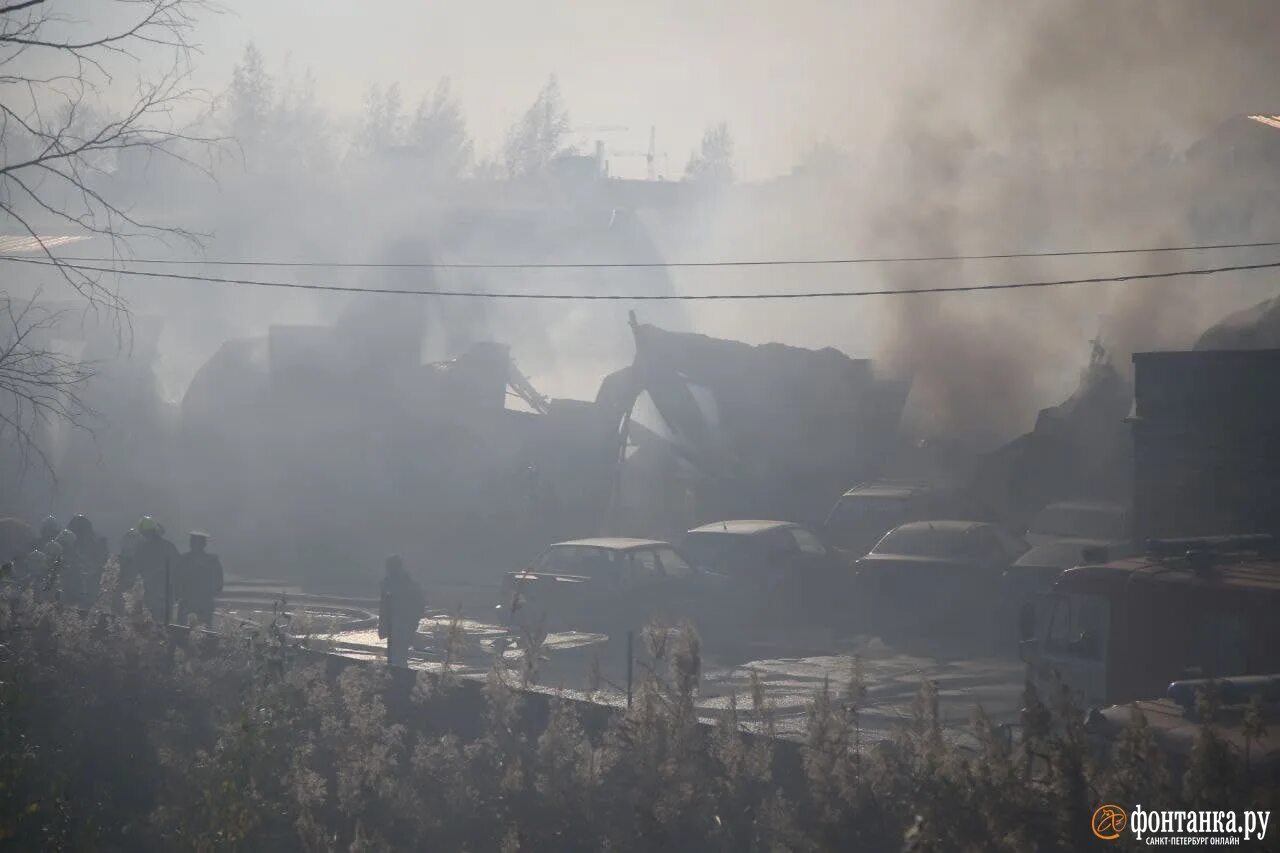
xmin=2 ymin=254 xmax=1279 ymax=300
xmin=15 ymin=238 xmax=1280 ymax=269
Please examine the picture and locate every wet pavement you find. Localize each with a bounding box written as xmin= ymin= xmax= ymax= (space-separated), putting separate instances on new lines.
xmin=219 ymin=578 xmax=1027 ymax=744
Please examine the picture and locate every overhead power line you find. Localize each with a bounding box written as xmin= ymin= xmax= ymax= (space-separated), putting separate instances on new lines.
xmin=3 ymin=256 xmax=1279 ymax=300
xmin=13 ymin=239 xmax=1280 ymax=269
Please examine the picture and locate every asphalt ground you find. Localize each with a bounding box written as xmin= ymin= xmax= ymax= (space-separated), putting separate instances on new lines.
xmin=221 ymin=577 xmax=1027 ymax=744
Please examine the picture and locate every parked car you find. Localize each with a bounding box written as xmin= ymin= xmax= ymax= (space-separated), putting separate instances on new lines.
xmin=681 ymin=519 xmax=851 ymax=627
xmin=821 ymin=480 xmax=958 ymax=557
xmin=496 ymin=538 xmax=721 ymax=635
xmin=855 ymin=520 xmax=1028 ymax=637
xmin=1025 ymin=500 xmax=1128 ymax=548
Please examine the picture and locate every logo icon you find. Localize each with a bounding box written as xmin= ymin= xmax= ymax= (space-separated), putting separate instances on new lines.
xmin=1092 ymin=804 xmax=1128 ymax=841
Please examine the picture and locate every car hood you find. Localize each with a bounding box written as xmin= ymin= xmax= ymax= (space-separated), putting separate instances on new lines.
xmin=1013 ymin=538 xmax=1116 ymax=570
xmin=506 ymin=571 xmax=592 ymax=584
xmin=857 ymin=553 xmax=976 ymax=569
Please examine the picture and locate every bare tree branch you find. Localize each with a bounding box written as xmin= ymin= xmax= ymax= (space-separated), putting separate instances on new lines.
xmin=0 ymin=0 xmax=217 ymax=470
xmin=0 ymin=2 xmax=46 ymax=19
xmin=0 ymin=291 xmax=95 ymax=479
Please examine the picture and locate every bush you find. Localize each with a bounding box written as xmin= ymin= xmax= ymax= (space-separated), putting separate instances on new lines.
xmin=0 ymin=584 xmax=1268 ymax=851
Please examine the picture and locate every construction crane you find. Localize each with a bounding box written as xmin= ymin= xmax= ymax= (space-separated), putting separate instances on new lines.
xmin=607 ymin=126 xmax=668 ymax=180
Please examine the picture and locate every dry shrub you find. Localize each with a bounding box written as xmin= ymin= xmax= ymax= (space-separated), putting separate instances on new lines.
xmin=0 ymin=592 xmax=1261 ymax=851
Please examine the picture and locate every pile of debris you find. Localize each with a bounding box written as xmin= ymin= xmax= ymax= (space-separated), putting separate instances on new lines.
xmin=1195 ymin=293 xmax=1280 ymax=351
xmin=966 ymin=341 xmax=1132 ymax=528
xmin=598 ymin=314 xmax=910 ymax=531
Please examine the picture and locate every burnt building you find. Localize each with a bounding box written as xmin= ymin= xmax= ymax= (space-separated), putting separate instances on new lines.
xmin=597 ymin=317 xmax=911 ymax=530
xmin=1131 ymin=348 xmax=1280 ymax=542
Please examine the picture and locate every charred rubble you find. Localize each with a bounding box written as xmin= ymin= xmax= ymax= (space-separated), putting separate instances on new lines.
xmin=965 ymin=340 xmax=1133 ymax=529
xmin=16 ymin=285 xmax=1280 ymax=592
xmin=174 ymin=311 xmax=912 ymax=583
xmin=597 ymin=314 xmax=911 ymax=537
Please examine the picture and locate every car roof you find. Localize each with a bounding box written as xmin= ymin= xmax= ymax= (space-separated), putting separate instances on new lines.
xmin=553 ymin=537 xmax=671 ymax=551
xmin=886 ymin=520 xmax=990 ymax=535
xmin=841 ymin=481 xmax=934 ymax=499
xmin=686 ymin=520 xmax=795 ymax=536
xmin=1037 ymin=500 xmax=1126 ymax=514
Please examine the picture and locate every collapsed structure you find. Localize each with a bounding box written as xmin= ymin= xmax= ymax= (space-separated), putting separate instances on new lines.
xmin=965 ymin=341 xmax=1133 ymax=529
xmin=180 ymin=323 xmax=541 ymax=589
xmin=1195 ymin=293 xmax=1280 ymax=351
xmin=598 ymin=314 xmax=911 ymax=536
xmin=172 ymin=312 xmax=910 ymax=585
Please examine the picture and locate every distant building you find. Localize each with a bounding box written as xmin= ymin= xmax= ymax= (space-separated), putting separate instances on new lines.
xmin=1131 ymin=348 xmax=1280 ymax=542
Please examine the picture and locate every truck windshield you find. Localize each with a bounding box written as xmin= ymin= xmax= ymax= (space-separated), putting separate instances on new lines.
xmin=1043 ymin=592 xmax=1110 ymax=661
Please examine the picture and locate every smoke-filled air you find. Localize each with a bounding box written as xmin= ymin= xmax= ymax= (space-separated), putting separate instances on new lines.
xmin=2 ymin=1 xmax=1280 ymax=850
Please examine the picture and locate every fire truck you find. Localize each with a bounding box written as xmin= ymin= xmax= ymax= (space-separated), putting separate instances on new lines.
xmin=1022 ymin=535 xmax=1280 ymax=708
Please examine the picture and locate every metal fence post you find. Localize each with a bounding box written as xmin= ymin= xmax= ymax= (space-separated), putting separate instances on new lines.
xmin=626 ymin=630 xmax=633 ymax=709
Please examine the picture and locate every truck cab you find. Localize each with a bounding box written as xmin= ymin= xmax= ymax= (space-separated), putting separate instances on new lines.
xmin=1022 ymin=535 xmax=1280 ymax=708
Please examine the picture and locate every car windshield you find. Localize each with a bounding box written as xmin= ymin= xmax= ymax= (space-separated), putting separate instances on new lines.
xmin=826 ymin=496 xmax=910 ymax=528
xmin=681 ymin=532 xmax=766 ymax=573
xmin=1029 ymin=505 xmax=1124 ymax=540
xmin=872 ymin=526 xmax=969 ymax=559
xmin=537 ymin=546 xmax=625 ymax=578
xmin=1015 ymin=542 xmax=1087 ymax=570
xmin=654 ymin=547 xmax=694 ymax=578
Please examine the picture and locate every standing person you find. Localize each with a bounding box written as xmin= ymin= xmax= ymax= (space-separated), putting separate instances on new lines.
xmin=378 ymin=555 xmax=425 ymax=668
xmin=177 ymin=531 xmax=224 ymax=626
xmin=133 ymin=516 xmax=180 ymax=621
xmin=36 ymin=516 xmax=60 ymax=550
xmin=35 ymin=540 xmax=62 ymax=601
xmin=26 ymin=516 xmax=61 ymax=592
xmin=53 ymin=528 xmax=85 ymax=605
xmin=67 ymin=514 xmax=109 ymax=603
xmin=116 ymin=528 xmax=141 ymax=588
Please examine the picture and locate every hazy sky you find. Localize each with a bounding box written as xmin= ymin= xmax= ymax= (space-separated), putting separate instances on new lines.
xmin=185 ymin=0 xmax=1280 ymax=179
xmin=191 ymin=0 xmax=953 ymax=180
xmin=14 ymin=1 xmax=1280 ymax=427
xmin=43 ymin=0 xmax=1276 ymax=181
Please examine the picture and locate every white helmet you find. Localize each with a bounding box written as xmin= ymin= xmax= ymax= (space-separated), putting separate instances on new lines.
xmin=120 ymin=529 xmax=141 ymax=558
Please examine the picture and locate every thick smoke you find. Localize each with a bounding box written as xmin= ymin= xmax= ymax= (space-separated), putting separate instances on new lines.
xmin=6 ymin=0 xmax=1280 ymax=579
xmin=866 ymin=0 xmax=1280 ymax=444
xmin=663 ymin=0 xmax=1280 ymax=447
